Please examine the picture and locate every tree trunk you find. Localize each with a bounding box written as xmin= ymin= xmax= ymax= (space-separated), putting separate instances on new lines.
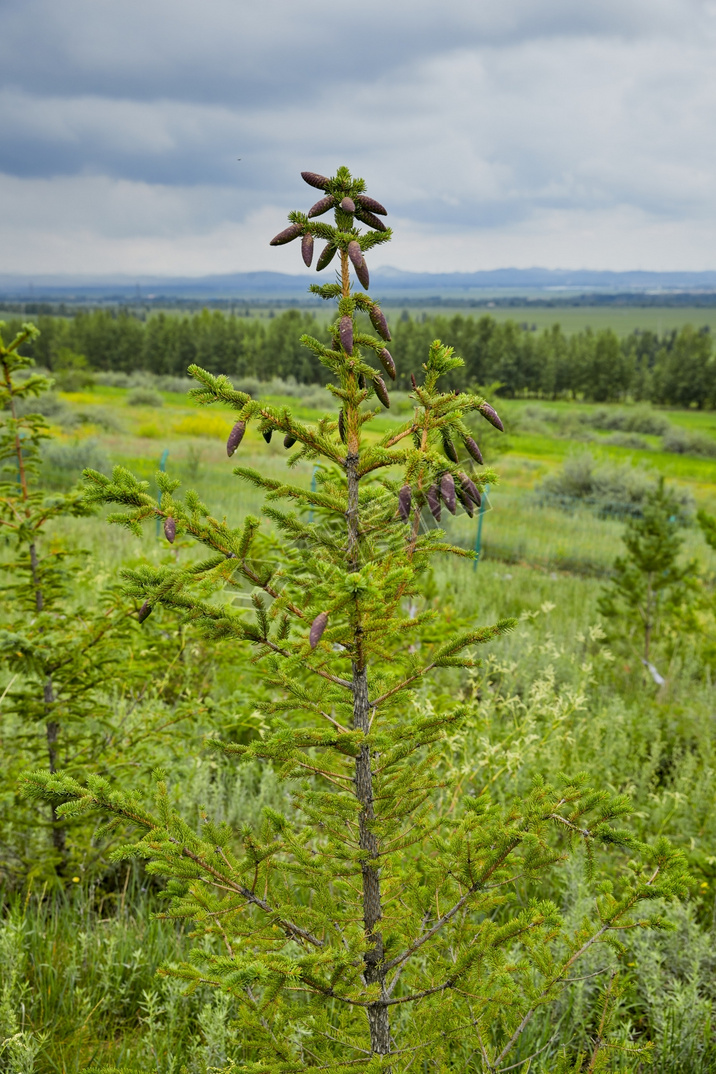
xmin=31 ymin=542 xmax=66 ymax=864
xmin=346 ymin=447 xmax=391 ymax=1060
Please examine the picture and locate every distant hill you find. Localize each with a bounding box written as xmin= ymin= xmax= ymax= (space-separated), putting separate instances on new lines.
xmin=2 ymin=267 xmax=716 ymax=302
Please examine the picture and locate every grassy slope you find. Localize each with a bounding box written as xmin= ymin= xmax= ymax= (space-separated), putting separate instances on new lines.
xmin=53 ymin=384 xmax=716 ymax=577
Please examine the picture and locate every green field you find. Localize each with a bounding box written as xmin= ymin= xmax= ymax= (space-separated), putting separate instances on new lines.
xmin=51 ymin=383 xmax=716 ymax=572
xmin=375 ymin=303 xmax=716 ymax=336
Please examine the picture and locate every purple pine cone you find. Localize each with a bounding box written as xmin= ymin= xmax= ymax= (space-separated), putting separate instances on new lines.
xmin=442 ymin=432 xmax=459 ymax=463
xmin=398 ymin=484 xmax=412 ymax=522
xmin=164 ymin=516 xmax=176 ymax=544
xmin=270 ymin=223 xmax=302 ymax=247
xmin=301 ymin=233 xmax=314 ymax=267
xmin=480 ymin=403 xmax=504 ymax=432
xmin=456 ymin=485 xmax=475 ymax=517
xmin=307 ymin=195 xmax=335 ymax=217
xmin=464 ymin=436 xmax=484 ymax=464
xmin=440 ymin=473 xmax=457 ymax=515
xmin=226 ymin=420 xmax=246 ymax=457
xmin=458 ymin=472 xmax=481 ymax=507
xmin=339 ymin=315 xmax=354 ymax=354
xmin=356 ymin=194 xmax=387 ymax=215
xmin=340 ymin=196 xmax=356 ymax=213
xmin=338 ymin=409 xmax=346 ymax=444
xmin=373 ymin=375 xmax=390 ymax=409
xmin=284 ymin=433 xmax=297 ymax=448
xmin=356 ymin=208 xmax=387 ymax=232
xmin=347 ymin=240 xmax=369 ymax=289
xmin=316 ymin=243 xmax=337 ymax=271
xmin=262 ymin=429 xmax=272 ymax=444
xmin=301 ymin=171 xmax=330 ymax=190
xmin=369 ymin=305 xmax=391 ymax=341
xmin=426 ymin=484 xmax=441 ymax=522
xmin=309 ymin=611 xmax=328 ymax=649
xmin=138 ymin=601 xmax=152 ymax=623
xmin=378 ymin=348 xmax=396 ymax=381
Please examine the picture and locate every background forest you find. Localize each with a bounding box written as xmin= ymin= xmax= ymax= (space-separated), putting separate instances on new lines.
xmin=3 ymin=307 xmax=716 ymax=409
xmin=2 ymin=302 xmax=716 ymax=1073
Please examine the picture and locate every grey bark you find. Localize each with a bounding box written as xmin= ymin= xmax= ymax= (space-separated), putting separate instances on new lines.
xmin=346 ymin=450 xmax=391 ymax=1059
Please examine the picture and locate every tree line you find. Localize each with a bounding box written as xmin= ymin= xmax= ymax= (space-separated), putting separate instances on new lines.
xmin=9 ymin=306 xmax=716 ymax=407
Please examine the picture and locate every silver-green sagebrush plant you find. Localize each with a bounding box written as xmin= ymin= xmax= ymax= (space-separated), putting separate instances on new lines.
xmin=23 ymin=168 xmax=689 ymax=1072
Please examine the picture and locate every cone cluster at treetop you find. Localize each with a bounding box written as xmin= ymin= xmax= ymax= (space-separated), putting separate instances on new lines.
xmin=21 ymin=166 xmax=690 ymax=1072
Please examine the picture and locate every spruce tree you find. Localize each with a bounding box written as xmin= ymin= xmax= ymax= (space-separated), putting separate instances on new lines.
xmin=24 ymin=168 xmax=689 ymax=1070
xmin=0 ymin=322 xmax=120 ymax=870
xmin=0 ymin=322 xmax=181 ymax=880
xmin=598 ymin=478 xmax=698 ymax=674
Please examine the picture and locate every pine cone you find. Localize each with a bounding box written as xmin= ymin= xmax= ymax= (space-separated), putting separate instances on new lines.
xmin=356 ymin=208 xmax=387 ymax=232
xmin=463 ymin=436 xmax=484 ymax=464
xmin=340 ymin=196 xmax=356 ymax=213
xmin=164 ymin=517 xmax=176 ymax=543
xmin=456 ymin=485 xmax=475 ymax=518
xmin=309 ymin=611 xmax=328 ymax=649
xmin=458 ymin=472 xmax=481 ymax=507
xmin=340 ymin=315 xmax=354 ymax=354
xmin=442 ymin=431 xmax=459 ymax=463
xmin=426 ymin=484 xmax=441 ymax=522
xmin=138 ymin=601 xmax=152 ymax=623
xmin=410 ymin=373 xmax=418 ymax=390
xmin=480 ymin=403 xmax=504 ymax=432
xmin=373 ymin=375 xmax=390 ymax=408
xmin=301 ymin=233 xmax=314 ymax=267
xmin=301 ymin=171 xmax=330 ymax=190
xmin=369 ymin=305 xmax=391 ymax=341
xmin=338 ymin=409 xmax=346 ymax=443
xmin=227 ymin=420 xmax=246 ymax=457
xmin=347 ymin=240 xmax=369 ymax=288
xmin=316 ymin=243 xmax=337 ymax=271
xmin=262 ymin=429 xmax=272 ymax=444
xmin=378 ymin=347 xmax=396 ymax=381
xmin=284 ymin=433 xmax=297 ymax=448
xmin=356 ymin=194 xmax=387 ymax=215
xmin=440 ymin=473 xmax=457 ymax=515
xmin=398 ymin=484 xmax=412 ymax=521
xmin=270 ymin=223 xmax=302 ymax=246
xmin=307 ymin=195 xmax=335 ymax=217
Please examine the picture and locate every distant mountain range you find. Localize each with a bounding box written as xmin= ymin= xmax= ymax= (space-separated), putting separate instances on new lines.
xmin=2 ymin=267 xmax=716 ymax=301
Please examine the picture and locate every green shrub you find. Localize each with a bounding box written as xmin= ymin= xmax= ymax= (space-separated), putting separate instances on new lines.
xmin=126 ymin=388 xmax=163 ymax=407
xmin=538 ymin=450 xmax=693 ymax=519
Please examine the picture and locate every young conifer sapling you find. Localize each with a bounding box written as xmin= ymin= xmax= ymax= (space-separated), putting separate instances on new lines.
xmin=24 ymin=168 xmax=689 ymax=1071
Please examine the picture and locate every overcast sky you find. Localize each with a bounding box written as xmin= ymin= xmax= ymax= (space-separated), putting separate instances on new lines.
xmin=2 ymin=0 xmax=716 ymax=276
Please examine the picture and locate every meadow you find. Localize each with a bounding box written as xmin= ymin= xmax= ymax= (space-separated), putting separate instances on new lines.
xmin=3 ymin=364 xmax=716 ymax=1072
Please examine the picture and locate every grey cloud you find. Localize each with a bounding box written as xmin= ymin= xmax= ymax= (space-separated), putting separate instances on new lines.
xmin=0 ymin=0 xmax=703 ymax=106
xmin=1 ymin=0 xmax=716 ymax=273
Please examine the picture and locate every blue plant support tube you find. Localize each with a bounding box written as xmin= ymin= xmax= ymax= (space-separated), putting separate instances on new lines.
xmin=156 ymin=449 xmax=169 ymax=538
xmin=473 ymin=483 xmax=490 ymax=571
